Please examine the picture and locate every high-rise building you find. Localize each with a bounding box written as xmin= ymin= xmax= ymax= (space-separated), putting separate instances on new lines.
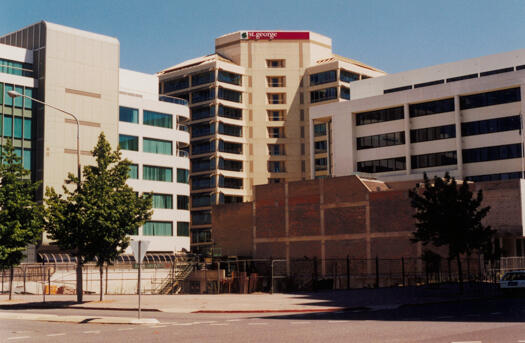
xmin=310 ymin=49 xmax=525 ymax=183
xmin=0 ymin=22 xmax=191 ymax=258
xmin=157 ymin=31 xmax=384 ymax=254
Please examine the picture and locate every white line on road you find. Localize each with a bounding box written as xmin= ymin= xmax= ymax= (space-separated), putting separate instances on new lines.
xmin=248 ymin=323 xmax=268 ymax=326
xmin=150 ymin=325 xmax=167 ymax=328
xmin=7 ymin=337 xmax=31 ymax=341
xmin=117 ymin=328 xmax=134 ymax=331
xmin=226 ymin=319 xmax=242 ymax=322
xmin=517 ymin=340 xmax=525 ymax=342
xmin=328 ymin=320 xmax=351 ymax=323
xmin=451 ymin=341 xmax=482 ymax=343
xmin=47 ymin=333 xmax=66 ymax=337
xmin=290 ymin=322 xmax=310 ymax=325
xmin=210 ymin=323 xmax=229 ymax=326
xmin=172 ymin=323 xmax=193 ymax=326
xmin=83 ymin=331 xmax=100 ymax=334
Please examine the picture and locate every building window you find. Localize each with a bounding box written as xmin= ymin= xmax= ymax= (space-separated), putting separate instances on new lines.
xmin=23 ymin=118 xmax=31 ymax=140
xmin=267 ymin=110 xmax=285 ymax=121
xmin=310 ymin=87 xmax=337 ymax=103
xmin=465 ymin=171 xmax=521 ymax=182
xmin=13 ymin=116 xmax=22 ymax=138
xmin=192 ymin=157 xmax=215 ymax=172
xmin=177 ymin=168 xmax=189 ymax=183
xmin=340 ymin=70 xmax=359 ymax=83
xmin=384 ymin=85 xmax=412 ymax=94
xmin=22 ymin=149 xmax=31 ymax=171
xmin=409 ymin=98 xmax=454 ymax=118
xmin=143 ymin=165 xmax=173 ymax=182
xmin=177 ymin=222 xmax=190 ymax=237
xmin=313 ymin=123 xmax=327 ymax=137
xmin=268 ymin=127 xmax=285 ymax=138
xmin=268 ymin=161 xmax=286 ymax=173
xmin=300 ymin=126 xmax=305 ymax=138
xmin=153 ymin=194 xmax=173 ymax=209
xmin=192 ymin=193 xmax=212 ymax=207
xmin=357 ymin=157 xmax=406 ymax=173
xmin=143 ymin=221 xmax=172 ymax=236
xmin=192 ymin=122 xmax=215 ymax=138
xmin=268 ymin=178 xmax=284 ymax=184
xmin=218 ymin=87 xmax=242 ymax=103
xmin=143 ymin=110 xmax=173 ymax=128
xmin=410 ymin=125 xmax=456 ymax=143
xmin=218 ymin=70 xmax=242 ymax=86
xmin=462 ymin=144 xmax=522 ymax=164
xmin=143 ymin=138 xmax=172 ymax=155
xmin=3 ymin=115 xmax=12 ymax=137
xmin=119 ymin=134 xmax=138 ymax=151
xmin=460 ymin=87 xmax=521 ymax=110
xmin=315 ymin=158 xmax=328 ymax=171
xmin=191 ymin=71 xmax=215 ymax=86
xmin=356 ymin=131 xmax=405 ymax=150
xmin=223 ymin=195 xmax=243 ymax=204
xmin=218 ymin=123 xmax=242 ymax=137
xmin=191 ymin=105 xmax=215 ymax=120
xmin=128 ymin=164 xmax=138 ymax=179
xmin=340 ymin=86 xmax=350 ymax=100
xmin=446 ymin=73 xmax=477 ymax=83
xmin=177 ymin=195 xmax=189 ymax=210
xmin=192 ymin=228 xmax=212 ymax=243
xmin=119 ymin=106 xmax=138 ymax=123
xmin=411 ymin=151 xmax=457 ymax=169
xmin=191 ymin=140 xmax=215 ymax=155
xmin=461 ymin=115 xmax=520 ymax=137
xmin=267 ymin=93 xmax=286 ymax=104
xmin=163 ymin=77 xmax=189 ymax=92
xmin=219 ymin=176 xmax=243 ymax=189
xmin=267 ymin=59 xmax=285 ymax=68
xmin=356 ymin=106 xmax=404 ymax=125
xmin=300 ymin=110 xmax=304 ymax=121
xmin=267 ymin=76 xmax=285 ymax=87
xmin=0 ymin=58 xmax=33 ymax=77
xmin=310 ymin=70 xmax=336 ymax=86
xmin=218 ymin=105 xmax=242 ymax=120
xmin=268 ymin=144 xmax=285 ymax=156
xmin=314 ymin=140 xmax=327 ymax=154
xmin=191 ymin=88 xmax=215 ymax=104
xmin=219 ymin=158 xmax=243 ymax=172
xmin=219 ymin=140 xmax=243 ymax=154
xmin=192 ymin=175 xmax=215 ymax=190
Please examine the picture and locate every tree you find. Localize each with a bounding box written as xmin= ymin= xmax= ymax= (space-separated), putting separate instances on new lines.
xmin=0 ymin=139 xmax=44 ymax=300
xmin=409 ymin=173 xmax=495 ymax=292
xmin=45 ymin=133 xmax=152 ymax=302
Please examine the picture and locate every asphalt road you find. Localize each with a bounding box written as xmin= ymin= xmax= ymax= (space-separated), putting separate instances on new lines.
xmin=1 ymin=297 xmax=524 ymax=343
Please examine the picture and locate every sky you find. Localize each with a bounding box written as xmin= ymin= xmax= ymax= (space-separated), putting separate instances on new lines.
xmin=1 ymin=0 xmax=524 ymax=74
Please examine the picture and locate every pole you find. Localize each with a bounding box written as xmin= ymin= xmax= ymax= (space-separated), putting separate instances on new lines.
xmin=138 ymin=240 xmax=142 ymax=320
xmin=271 ymin=259 xmax=274 ymax=294
xmin=42 ymin=264 xmax=45 ymax=303
xmin=375 ymin=256 xmax=379 ymax=288
xmin=346 ymin=255 xmax=350 ymax=290
xmin=217 ymin=261 xmax=221 ymax=294
xmin=402 ymin=257 xmax=406 ymax=287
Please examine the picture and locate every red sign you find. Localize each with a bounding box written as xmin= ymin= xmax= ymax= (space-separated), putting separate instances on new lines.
xmin=241 ymin=32 xmax=310 ymax=40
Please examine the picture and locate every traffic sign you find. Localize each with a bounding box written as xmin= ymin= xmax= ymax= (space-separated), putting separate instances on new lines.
xmin=131 ymin=240 xmax=150 ymax=263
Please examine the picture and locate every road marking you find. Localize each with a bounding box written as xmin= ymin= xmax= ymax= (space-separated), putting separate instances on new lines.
xmin=517 ymin=340 xmax=525 ymax=342
xmin=210 ymin=323 xmax=229 ymax=326
xmin=248 ymin=323 xmax=267 ymax=326
xmin=83 ymin=330 xmax=100 ymax=334
xmin=451 ymin=341 xmax=482 ymax=343
xmin=47 ymin=333 xmax=66 ymax=337
xmin=290 ymin=322 xmax=310 ymax=325
xmin=226 ymin=319 xmax=242 ymax=322
xmin=117 ymin=328 xmax=134 ymax=331
xmin=7 ymin=338 xmax=31 ymax=341
xmin=172 ymin=323 xmax=193 ymax=326
xmin=150 ymin=325 xmax=167 ymax=328
xmin=192 ymin=321 xmax=216 ymax=324
xmin=328 ymin=320 xmax=351 ymax=323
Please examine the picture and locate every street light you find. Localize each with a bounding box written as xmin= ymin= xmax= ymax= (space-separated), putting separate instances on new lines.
xmin=7 ymin=90 xmax=81 ymax=185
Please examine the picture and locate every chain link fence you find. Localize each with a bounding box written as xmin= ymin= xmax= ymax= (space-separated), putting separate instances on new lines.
xmin=1 ymin=256 xmax=522 ymax=295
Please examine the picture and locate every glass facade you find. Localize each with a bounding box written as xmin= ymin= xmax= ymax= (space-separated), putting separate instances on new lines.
xmin=460 ymin=87 xmax=520 ymax=110
xmin=310 ymin=87 xmax=337 ymax=103
xmin=461 ymin=115 xmax=520 ymax=136
xmin=410 ymin=125 xmax=456 ymax=143
xmin=310 ymin=70 xmax=336 ymax=86
xmin=357 ymin=157 xmax=406 ymax=173
xmin=143 ymin=165 xmax=173 ymax=182
xmin=411 ymin=151 xmax=457 ymax=169
xmin=356 ymin=106 xmax=404 ymax=125
xmin=143 ymin=137 xmax=172 ymax=155
xmin=356 ymin=131 xmax=405 ymax=150
xmin=0 ymin=58 xmax=33 ymax=77
xmin=409 ymin=98 xmax=454 ymax=117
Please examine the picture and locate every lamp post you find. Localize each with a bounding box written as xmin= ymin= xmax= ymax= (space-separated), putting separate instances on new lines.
xmin=7 ymin=90 xmax=81 ymax=185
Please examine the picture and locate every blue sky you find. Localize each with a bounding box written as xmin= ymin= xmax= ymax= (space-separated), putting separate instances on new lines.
xmin=1 ymin=0 xmax=524 ymax=74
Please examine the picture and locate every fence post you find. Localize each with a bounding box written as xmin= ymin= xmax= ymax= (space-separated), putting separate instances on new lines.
xmin=346 ymin=255 xmax=350 ymax=290
xmin=48 ymin=268 xmax=51 ymax=295
xmin=23 ymin=267 xmax=26 ymax=294
xmin=402 ymin=257 xmax=405 ymax=287
xmin=42 ymin=264 xmax=45 ymax=303
xmin=313 ymin=257 xmax=318 ymax=291
xmin=448 ymin=259 xmax=452 ymax=282
xmin=271 ymin=259 xmax=274 ymax=294
xmin=1 ymin=268 xmax=4 ymax=294
xmin=375 ymin=256 xmax=379 ymax=288
xmin=217 ymin=261 xmax=221 ymax=294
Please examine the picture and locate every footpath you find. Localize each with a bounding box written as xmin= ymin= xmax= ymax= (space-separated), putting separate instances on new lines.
xmin=0 ymin=284 xmax=500 ymax=325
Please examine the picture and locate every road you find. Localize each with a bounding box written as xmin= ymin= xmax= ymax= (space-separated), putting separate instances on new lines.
xmin=1 ymin=297 xmax=524 ymax=342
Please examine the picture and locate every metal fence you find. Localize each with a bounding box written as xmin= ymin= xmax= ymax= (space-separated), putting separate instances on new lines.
xmin=1 ymin=256 xmax=523 ymax=295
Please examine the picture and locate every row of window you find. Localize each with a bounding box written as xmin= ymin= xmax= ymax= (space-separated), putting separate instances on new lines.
xmin=465 ymin=171 xmax=521 ymax=182
xmin=0 ymin=84 xmax=33 ymax=109
xmin=356 ymin=87 xmax=521 ymax=126
xmin=128 ymin=164 xmax=189 ymax=183
xmin=310 ymin=87 xmax=337 ymax=103
xmin=191 ymin=157 xmax=243 ymax=172
xmin=357 ymin=143 xmax=523 ymax=174
xmin=191 ymin=193 xmax=243 ymax=208
xmin=0 ymin=145 xmax=31 ymax=170
xmin=119 ymin=135 xmax=175 ymax=155
xmin=0 ymin=58 xmax=33 ymax=77
xmin=149 ymin=193 xmax=189 ymax=210
xmin=309 ymin=69 xmax=361 ymax=86
xmin=119 ymin=107 xmax=174 ymax=129
xmin=136 ymin=221 xmax=189 ymax=237
xmin=191 ymin=175 xmax=244 ymax=190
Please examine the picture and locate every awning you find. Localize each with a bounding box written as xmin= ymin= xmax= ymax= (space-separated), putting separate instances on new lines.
xmin=37 ymin=253 xmax=177 ymax=264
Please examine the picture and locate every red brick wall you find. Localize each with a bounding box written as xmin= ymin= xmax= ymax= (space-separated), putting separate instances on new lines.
xmin=323 ymin=175 xmax=369 ymax=203
xmin=369 ymin=190 xmax=413 ymax=233
xmin=212 ymin=202 xmax=253 ymax=257
xmin=255 ymin=183 xmax=286 ymax=238
xmin=324 ymin=207 xmax=366 ymax=235
xmin=289 ymin=180 xmax=321 ymax=237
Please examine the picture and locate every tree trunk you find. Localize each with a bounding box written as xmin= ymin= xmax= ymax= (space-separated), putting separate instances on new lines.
xmin=99 ymin=264 xmax=104 ymax=302
xmin=8 ymin=266 xmax=14 ymax=301
xmin=76 ymin=260 xmax=83 ymax=303
xmin=456 ymin=255 xmax=463 ymax=295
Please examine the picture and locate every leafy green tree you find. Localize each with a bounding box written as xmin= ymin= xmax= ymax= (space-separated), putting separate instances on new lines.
xmin=0 ymin=139 xmax=44 ymax=300
xmin=409 ymin=173 xmax=495 ymax=292
xmin=45 ymin=133 xmax=152 ymax=302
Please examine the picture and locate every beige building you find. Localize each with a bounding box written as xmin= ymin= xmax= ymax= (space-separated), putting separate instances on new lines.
xmin=157 ymin=31 xmax=384 ymax=254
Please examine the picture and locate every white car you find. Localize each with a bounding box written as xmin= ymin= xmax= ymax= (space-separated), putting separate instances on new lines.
xmin=500 ymin=270 xmax=525 ymax=292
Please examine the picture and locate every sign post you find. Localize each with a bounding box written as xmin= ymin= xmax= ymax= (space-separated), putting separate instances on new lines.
xmin=131 ymin=240 xmax=150 ymax=320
